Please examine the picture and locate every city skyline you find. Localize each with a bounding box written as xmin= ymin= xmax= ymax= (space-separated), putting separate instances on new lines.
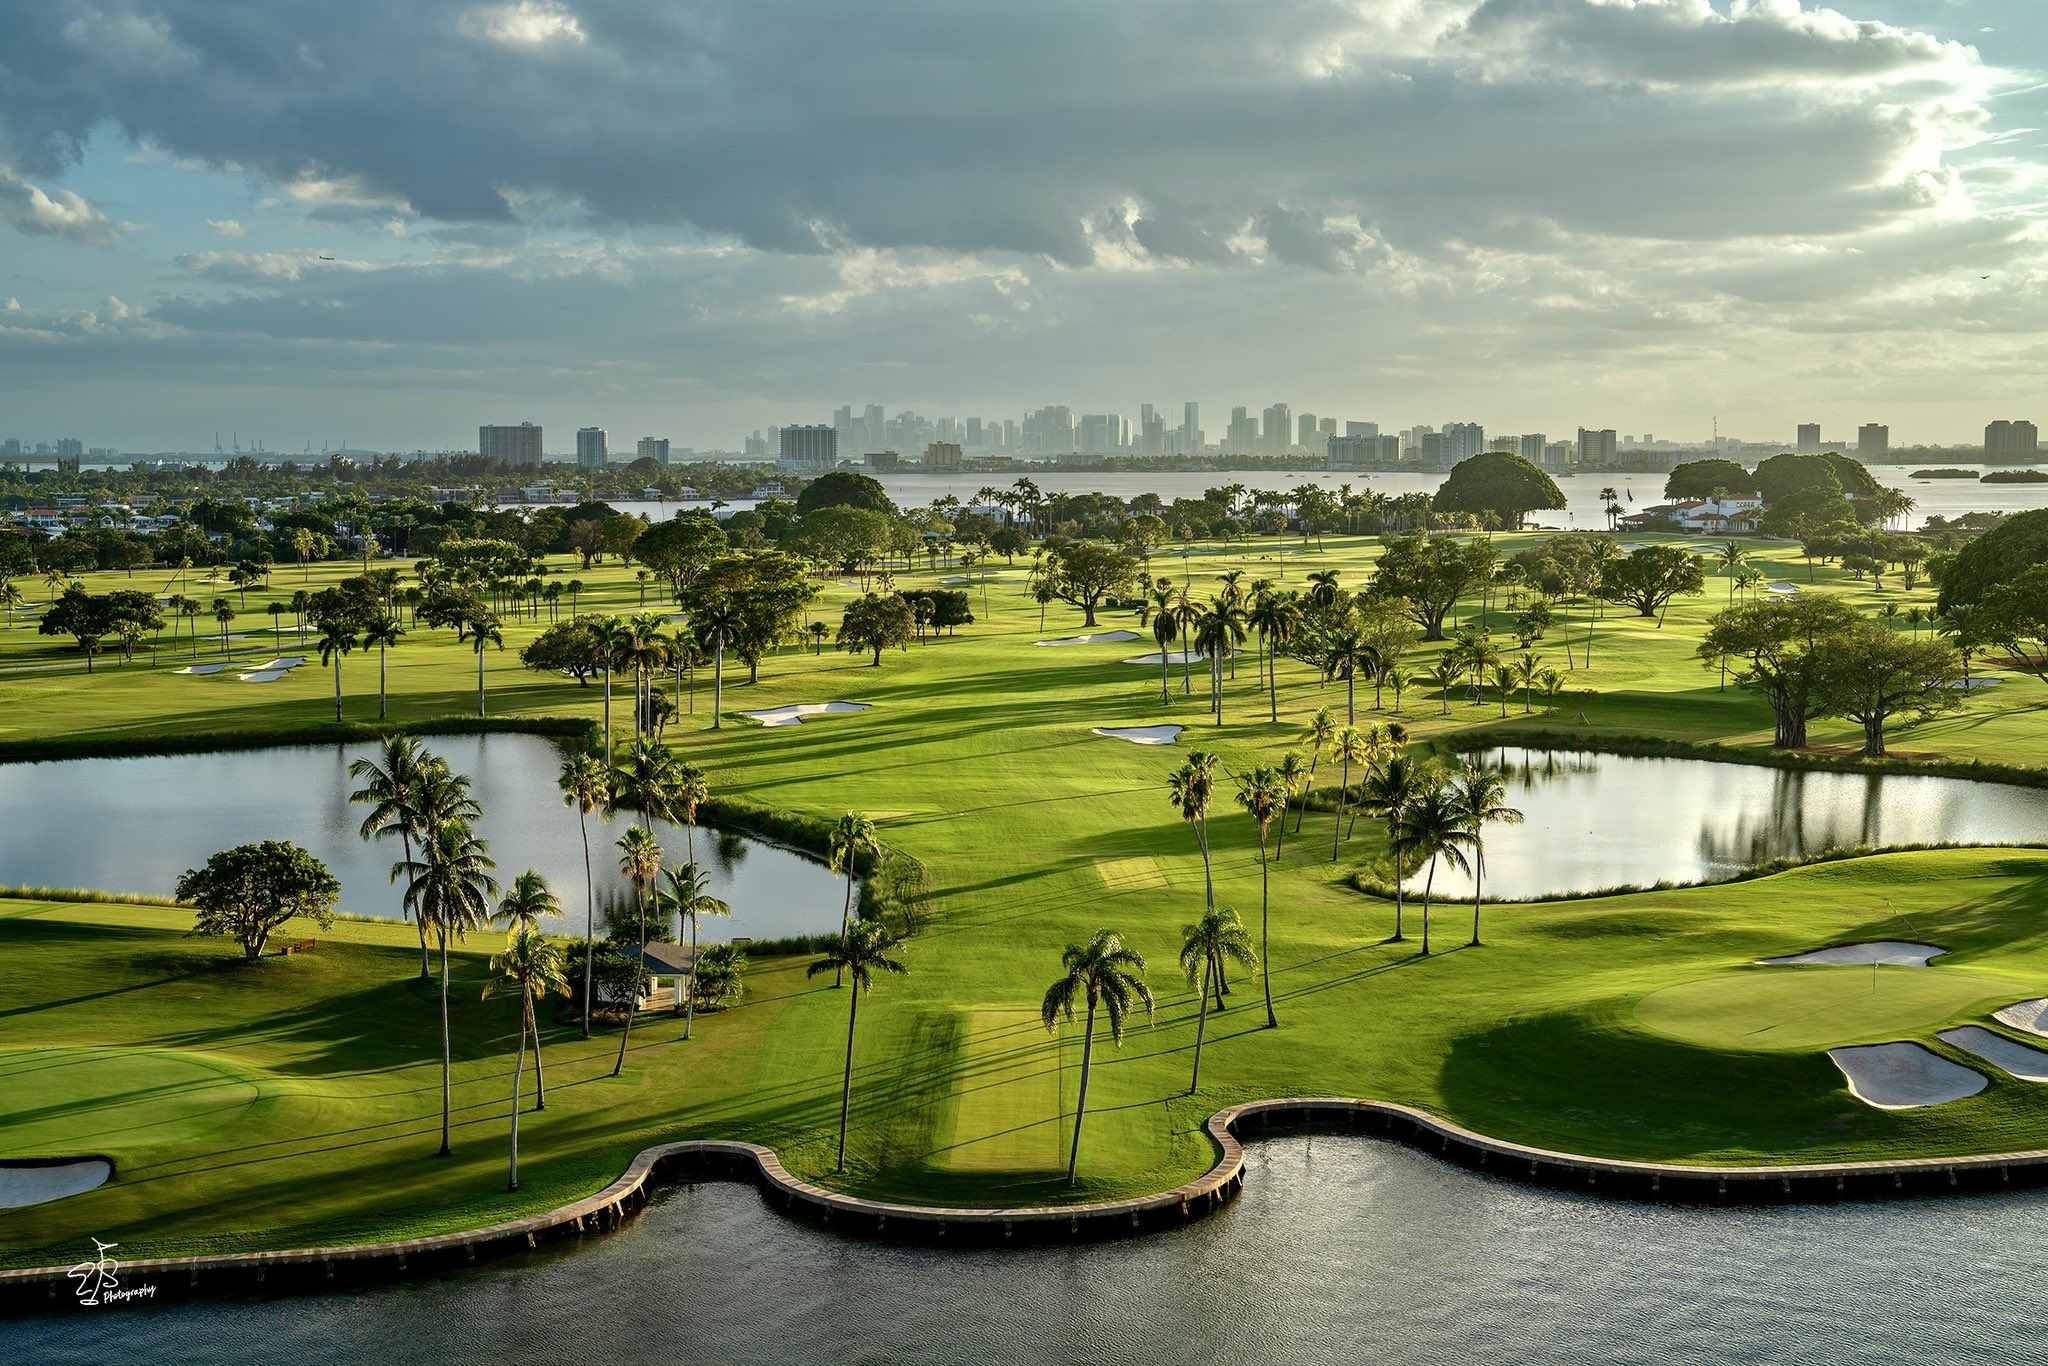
xmin=1 ymin=3 xmax=2045 ymax=449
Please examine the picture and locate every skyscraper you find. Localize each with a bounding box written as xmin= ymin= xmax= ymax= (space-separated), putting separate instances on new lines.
xmin=778 ymin=424 xmax=838 ymax=473
xmin=1857 ymin=424 xmax=1889 ymax=460
xmin=1226 ymin=407 xmax=1259 ymax=453
xmin=1297 ymin=413 xmax=1319 ymax=448
xmin=1443 ymin=422 xmax=1486 ymax=464
xmin=1519 ymin=433 xmax=1548 ymax=466
xmin=1262 ymin=403 xmax=1292 ymax=454
xmin=636 ymin=437 xmax=671 ymax=467
xmin=575 ymin=427 xmax=608 ymax=469
xmin=480 ymin=423 xmax=543 ymax=465
xmin=1182 ymin=402 xmax=1202 ymax=452
xmin=1577 ymin=428 xmax=1617 ymax=469
xmin=1987 ymin=420 xmax=2040 ymax=458
xmin=1796 ymin=423 xmax=1822 ymax=453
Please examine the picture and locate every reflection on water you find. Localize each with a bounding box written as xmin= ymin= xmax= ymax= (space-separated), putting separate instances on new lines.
xmin=0 ymin=734 xmax=842 ymax=943
xmin=7 ymin=1136 xmax=2043 ymax=1365
xmin=1417 ymin=747 xmax=2048 ymax=900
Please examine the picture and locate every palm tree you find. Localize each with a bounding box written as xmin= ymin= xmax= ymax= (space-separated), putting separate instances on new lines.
xmin=483 ymin=927 xmax=568 ymax=1190
xmin=1304 ymin=569 xmax=1340 ymax=658
xmin=495 ymin=869 xmax=559 ymax=939
xmin=1168 ymin=591 xmax=1202 ymax=697
xmin=673 ymin=764 xmax=710 ymax=862
xmin=657 ymin=861 xmax=729 ymax=1039
xmin=1492 ymin=663 xmax=1519 ymax=718
xmin=362 ymin=613 xmax=404 ymax=720
xmin=1452 ymin=758 xmax=1523 ymax=947
xmin=1192 ymin=598 xmax=1247 ymax=724
xmin=1426 ymin=653 xmax=1460 ymax=715
xmin=558 ymin=754 xmax=613 ymax=1038
xmin=614 ymin=742 xmax=684 ymax=834
xmin=1247 ymin=589 xmax=1299 ymax=722
xmin=1715 ymin=542 xmax=1750 ymax=601
xmin=1329 ymin=724 xmax=1387 ymax=860
xmin=807 ymin=920 xmax=909 ymax=1172
xmin=827 ymin=813 xmax=881 ymax=985
xmin=471 ymin=612 xmax=504 ymax=716
xmin=1168 ymin=751 xmax=1220 ymax=914
xmin=315 ymin=616 xmax=355 ymax=722
xmin=1294 ymin=707 xmax=1337 ymax=834
xmin=1392 ymin=781 xmax=1472 ymax=956
xmin=590 ymin=616 xmax=633 ymax=755
xmin=624 ymin=611 xmax=670 ymax=742
xmin=611 ymin=825 xmax=664 ymax=1077
xmin=349 ymin=734 xmax=439 ymax=980
xmin=693 ymin=597 xmax=746 ymax=729
xmin=399 ymin=819 xmax=499 ymax=1156
xmin=212 ymin=597 xmax=236 ymax=653
xmin=1180 ymin=908 xmax=1257 ymax=1091
xmin=1041 ymin=930 xmax=1154 ymax=1186
xmin=1273 ymin=750 xmax=1309 ymax=864
xmin=1234 ymin=766 xmax=1287 ymax=1027
xmin=1322 ymin=629 xmax=1375 ymax=725
xmin=1150 ymin=598 xmax=1180 ymax=705
xmin=1360 ymin=751 xmax=1433 ymax=943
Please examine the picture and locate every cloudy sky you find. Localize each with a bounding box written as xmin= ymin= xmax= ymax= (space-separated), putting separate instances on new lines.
xmin=1 ymin=0 xmax=2044 ymax=454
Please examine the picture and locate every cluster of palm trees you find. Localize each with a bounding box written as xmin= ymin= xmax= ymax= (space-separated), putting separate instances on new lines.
xmin=584 ymin=611 xmax=707 ymax=751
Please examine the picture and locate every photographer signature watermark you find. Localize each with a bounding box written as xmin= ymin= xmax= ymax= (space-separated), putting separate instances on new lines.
xmin=67 ymin=1239 xmax=155 ymax=1306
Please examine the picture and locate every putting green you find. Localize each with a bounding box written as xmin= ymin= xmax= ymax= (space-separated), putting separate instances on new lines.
xmin=0 ymin=1046 xmax=262 ymax=1154
xmin=1633 ymin=969 xmax=2037 ymax=1053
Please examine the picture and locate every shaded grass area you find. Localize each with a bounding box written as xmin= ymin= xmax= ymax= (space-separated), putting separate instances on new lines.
xmin=6 ymin=534 xmax=2048 ymax=1263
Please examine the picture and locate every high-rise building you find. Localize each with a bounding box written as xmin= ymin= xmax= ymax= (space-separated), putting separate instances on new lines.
xmin=1443 ymin=422 xmax=1486 ymax=464
xmin=1345 ymin=421 xmax=1378 ymax=439
xmin=1297 ymin=413 xmax=1319 ymax=448
xmin=1795 ymin=423 xmax=1822 ymax=454
xmin=1577 ymin=428 xmax=1617 ymax=469
xmin=0 ymin=439 xmax=21 ymax=461
xmin=1328 ymin=433 xmax=1398 ymax=470
xmin=477 ymin=423 xmax=542 ymax=465
xmin=1857 ymin=424 xmax=1889 ymax=460
xmin=778 ymin=424 xmax=838 ymax=473
xmin=1226 ymin=407 xmax=1260 ymax=453
xmin=54 ymin=437 xmax=83 ymax=459
xmin=1519 ymin=433 xmax=1548 ymax=466
xmin=1986 ymin=420 xmax=2040 ymax=458
xmin=1262 ymin=404 xmax=1292 ymax=454
xmin=636 ymin=437 xmax=671 ymax=467
xmin=575 ymin=427 xmax=608 ymax=469
xmin=1182 ymin=402 xmax=1202 ymax=453
xmin=923 ymin=441 xmax=963 ymax=469
xmin=1420 ymin=432 xmax=1448 ymax=470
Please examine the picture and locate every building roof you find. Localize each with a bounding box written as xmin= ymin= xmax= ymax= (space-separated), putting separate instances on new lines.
xmin=621 ymin=942 xmax=698 ymax=975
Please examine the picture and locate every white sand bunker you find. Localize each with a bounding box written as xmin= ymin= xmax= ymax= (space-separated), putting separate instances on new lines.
xmin=1759 ymin=941 xmax=1945 ymax=968
xmin=253 ymin=657 xmax=305 ymax=670
xmin=1092 ymin=725 xmax=1184 ymax=746
xmin=1993 ymin=998 xmax=2048 ymax=1038
xmin=174 ymin=663 xmax=229 ymax=676
xmin=1122 ymin=650 xmax=1236 ymax=666
xmin=1767 ymin=581 xmax=1800 ymax=594
xmin=238 ymin=670 xmax=290 ymax=683
xmin=0 ymin=1159 xmax=111 ymax=1211
xmin=1828 ymin=1042 xmax=1986 ymax=1109
xmin=1939 ymin=1026 xmax=2048 ymax=1082
xmin=742 ymin=701 xmax=871 ymax=727
xmin=1036 ymin=631 xmax=1140 ymax=647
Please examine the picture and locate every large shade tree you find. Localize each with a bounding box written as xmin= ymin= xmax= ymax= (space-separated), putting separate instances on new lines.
xmin=176 ymin=841 xmax=340 ymax=961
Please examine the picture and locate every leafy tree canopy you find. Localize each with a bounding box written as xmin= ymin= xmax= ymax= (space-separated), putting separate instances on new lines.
xmin=1430 ymin=454 xmax=1565 ymax=529
xmin=794 ymin=470 xmax=897 ymax=518
xmin=177 ymin=840 xmax=341 ymax=961
xmin=1664 ymin=459 xmax=1759 ymax=500
xmin=1937 ymin=507 xmax=2048 ymax=613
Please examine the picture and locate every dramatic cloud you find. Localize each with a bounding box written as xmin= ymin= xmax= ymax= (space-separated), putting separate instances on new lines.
xmin=0 ymin=165 xmax=121 ymax=244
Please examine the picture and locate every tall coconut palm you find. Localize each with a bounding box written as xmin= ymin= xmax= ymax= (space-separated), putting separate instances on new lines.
xmin=1452 ymin=758 xmax=1523 ymax=947
xmin=611 ymin=825 xmax=665 ymax=1077
xmin=1150 ymin=599 xmax=1180 ymax=705
xmin=1329 ymin=724 xmax=1387 ymax=861
xmin=624 ymin=611 xmax=670 ymax=741
xmin=1304 ymin=569 xmax=1341 ymax=659
xmin=349 ymin=734 xmax=441 ymax=980
xmin=1392 ymin=781 xmax=1472 ymax=957
xmin=1359 ymin=751 xmax=1433 ymax=943
xmin=613 ymin=742 xmax=684 ymax=834
xmin=471 ymin=612 xmax=504 ymax=717
xmin=1167 ymin=750 xmax=1220 ymax=914
xmin=1192 ymin=598 xmax=1247 ymax=724
xmin=1322 ymin=629 xmax=1376 ymax=725
xmin=315 ymin=616 xmax=356 ymax=722
xmin=807 ymin=920 xmax=909 ymax=1172
xmin=1273 ymin=750 xmax=1309 ymax=864
xmin=1235 ymin=765 xmax=1287 ymax=1027
xmin=693 ymin=597 xmax=746 ymax=729
xmin=558 ymin=753 xmax=613 ymax=1038
xmin=1041 ymin=930 xmax=1154 ymax=1186
xmin=590 ymin=616 xmax=634 ymax=755
xmin=362 ymin=613 xmax=404 ymax=720
xmin=1426 ymin=653 xmax=1460 ymax=715
xmin=827 ymin=813 xmax=881 ymax=986
xmin=1294 ymin=707 xmax=1337 ymax=834
xmin=1180 ymin=907 xmax=1257 ymax=1091
xmin=1715 ymin=542 xmax=1750 ymax=601
xmin=399 ymin=819 xmax=499 ymax=1156
xmin=673 ymin=764 xmax=710 ymax=862
xmin=1247 ymin=590 xmax=1299 ymax=722
xmin=483 ymin=927 xmax=568 ymax=1190
xmin=212 ymin=598 xmax=236 ymax=653
xmin=657 ymin=861 xmax=729 ymax=1040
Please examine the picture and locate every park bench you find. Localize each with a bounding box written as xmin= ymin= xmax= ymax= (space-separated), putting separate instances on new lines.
xmin=279 ymin=938 xmax=317 ymax=956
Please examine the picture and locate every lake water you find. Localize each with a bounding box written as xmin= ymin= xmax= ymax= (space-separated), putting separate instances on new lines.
xmin=577 ymin=463 xmax=2048 ymax=533
xmin=0 ymin=734 xmax=843 ymax=943
xmin=6 ymin=1133 xmax=2041 ymax=1363
xmin=1406 ymin=747 xmax=2048 ymax=900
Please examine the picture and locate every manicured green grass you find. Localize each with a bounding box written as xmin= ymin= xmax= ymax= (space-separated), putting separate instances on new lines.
xmin=5 ymin=530 xmax=2048 ymax=1267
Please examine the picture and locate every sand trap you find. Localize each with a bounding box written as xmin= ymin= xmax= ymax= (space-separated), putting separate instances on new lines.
xmin=174 ymin=663 xmax=229 ymax=675
xmin=0 ymin=1159 xmax=111 ymax=1211
xmin=1993 ymin=998 xmax=2048 ymax=1038
xmin=1767 ymin=581 xmax=1799 ymax=594
xmin=253 ymin=657 xmax=306 ymax=670
xmin=1939 ymin=1026 xmax=2048 ymax=1082
xmin=1036 ymin=631 xmax=1140 ymax=646
xmin=1122 ymin=650 xmax=1236 ymax=666
xmin=237 ymin=669 xmax=290 ymax=683
xmin=1828 ymin=1042 xmax=1986 ymax=1109
xmin=1092 ymin=725 xmax=1184 ymax=745
xmin=741 ymin=701 xmax=871 ymax=727
xmin=1759 ymin=941 xmax=1946 ymax=967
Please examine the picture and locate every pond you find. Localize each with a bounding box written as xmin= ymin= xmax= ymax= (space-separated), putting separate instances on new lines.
xmin=0 ymin=734 xmax=844 ymax=944
xmin=6 ymin=1134 xmax=2041 ymax=1364
xmin=1405 ymin=747 xmax=2048 ymax=900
